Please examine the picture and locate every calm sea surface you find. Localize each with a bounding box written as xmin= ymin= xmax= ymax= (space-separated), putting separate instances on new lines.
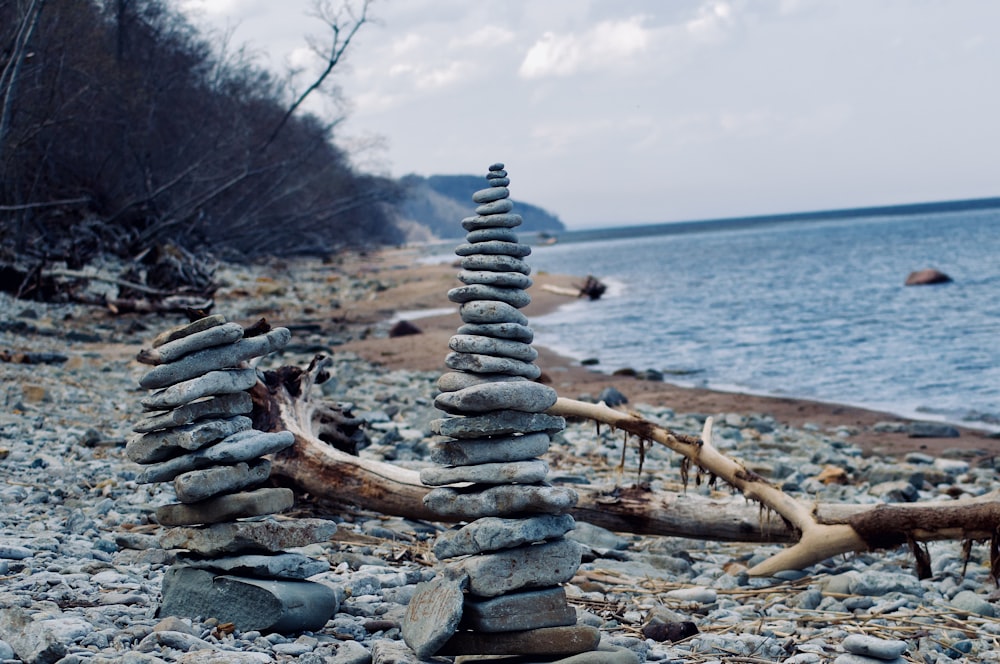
xmin=522 ymin=210 xmax=1000 ymax=429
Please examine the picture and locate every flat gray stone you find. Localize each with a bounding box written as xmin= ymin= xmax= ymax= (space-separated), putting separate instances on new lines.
xmin=159 ymin=567 xmax=338 ymax=633
xmin=460 ymin=539 xmax=581 ymax=598
xmin=430 ymin=431 xmax=551 ymax=466
xmin=138 ymin=322 xmax=244 ymax=365
xmin=475 ymin=199 xmax=514 ymax=216
xmin=448 ymin=334 xmax=538 ymax=363
xmin=140 ymin=328 xmax=291 ymax=389
xmin=141 ymin=368 xmax=258 ymax=411
xmin=455 ymin=241 xmax=531 ymax=258
xmin=424 ymin=484 xmax=578 ymax=519
xmin=461 ymin=213 xmax=522 ymax=231
xmin=460 ymin=301 xmax=529 ymax=326
xmin=432 ymin=412 xmax=565 ymax=439
xmin=842 ymin=634 xmax=908 ymax=660
xmin=137 ymin=430 xmax=294 ymax=484
xmin=175 ymin=552 xmax=328 ymax=579
xmin=472 ymin=186 xmax=509 ymax=204
xmin=440 ymin=624 xmax=599 ymax=657
xmin=126 ymin=416 xmax=252 ymax=464
xmin=538 ymin=644 xmax=640 ymax=663
xmin=950 ymin=589 xmax=996 ymax=616
xmin=435 ymin=378 xmax=555 ymax=415
xmin=461 ymin=587 xmax=576 ymax=632
xmin=420 ymin=460 xmax=548 ymax=486
xmin=449 ymin=284 xmax=531 ymax=309
xmin=466 ymin=227 xmax=518 ymax=244
xmin=174 ymin=458 xmax=271 ymax=503
xmin=0 ymin=606 xmax=67 ymax=664
xmin=458 ymin=270 xmax=532 ymax=289
xmin=486 ymin=176 xmax=510 ymax=187
xmin=434 ymin=514 xmax=575 ymax=560
xmin=401 ymin=566 xmax=469 ymax=659
xmin=437 ymin=371 xmax=527 ymax=393
xmin=833 ymin=656 xmax=906 ymax=664
xmin=152 ymin=314 xmax=227 ymax=348
xmin=160 ymin=517 xmax=336 ymax=555
xmin=446 ymin=352 xmax=540 ymax=380
xmin=460 ymin=254 xmax=531 ymax=275
xmin=155 ymin=487 xmax=294 ymax=526
xmin=133 ymin=392 xmax=253 ymax=433
xmin=456 ymin=322 xmax=533 ymax=343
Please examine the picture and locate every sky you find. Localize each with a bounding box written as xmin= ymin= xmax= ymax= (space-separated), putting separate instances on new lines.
xmin=178 ymin=0 xmax=1000 ymax=229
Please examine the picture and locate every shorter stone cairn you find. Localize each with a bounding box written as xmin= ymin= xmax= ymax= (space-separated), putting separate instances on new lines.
xmin=403 ymin=164 xmax=599 ymax=659
xmin=130 ymin=315 xmax=338 ymax=632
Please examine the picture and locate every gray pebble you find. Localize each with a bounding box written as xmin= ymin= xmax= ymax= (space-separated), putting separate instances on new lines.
xmin=424 ymin=484 xmax=578 ymax=519
xmin=139 ymin=328 xmax=290 ymax=389
xmin=460 ymin=253 xmax=531 ymax=275
xmin=486 ymin=176 xmax=510 ymax=187
xmin=455 ymin=322 xmax=534 ymax=342
xmin=174 ymin=552 xmax=329 ymax=579
xmin=457 ymin=269 xmax=533 ymax=290
xmin=460 ymin=300 xmax=529 ymax=326
xmin=466 ymin=228 xmax=517 ymax=244
xmin=126 ymin=415 xmax=252 ymax=464
xmin=461 ymin=213 xmax=523 ymax=231
xmin=455 ymin=241 xmax=531 ymax=258
xmin=462 ymin=214 xmax=524 ymax=232
xmin=448 ymin=284 xmax=531 ymax=309
xmin=842 ymin=634 xmax=908 ymax=659
xmin=420 ymin=460 xmax=549 ymax=486
xmin=448 ymin=334 xmax=538 ymax=362
xmin=475 ymin=198 xmax=514 ymax=216
xmin=173 ymin=458 xmax=271 ymax=503
xmin=141 ymin=368 xmax=258 ymax=411
xmin=137 ymin=430 xmax=294 ymax=484
xmin=429 ymin=431 xmax=552 ymax=466
xmin=950 ymin=589 xmax=996 ymax=617
xmin=137 ymin=322 xmax=244 ymax=365
xmin=434 ymin=514 xmax=575 ymax=559
xmin=432 ymin=411 xmax=565 ymax=439
xmin=445 ymin=352 xmax=541 ymax=379
xmin=132 ymin=392 xmax=252 ymax=433
xmin=472 ymin=186 xmax=509 ymax=204
xmin=434 ymin=380 xmax=556 ymax=415
xmin=458 ymin=538 xmax=581 ymax=597
xmin=437 ymin=371 xmax=527 ymax=393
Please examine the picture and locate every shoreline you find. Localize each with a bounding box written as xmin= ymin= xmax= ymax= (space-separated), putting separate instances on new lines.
xmin=325 ymin=248 xmax=997 ymax=461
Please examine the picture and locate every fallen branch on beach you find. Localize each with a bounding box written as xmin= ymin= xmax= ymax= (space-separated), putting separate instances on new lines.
xmin=255 ymin=356 xmax=1000 ymax=578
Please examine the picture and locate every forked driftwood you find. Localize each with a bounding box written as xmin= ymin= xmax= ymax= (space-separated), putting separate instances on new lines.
xmin=254 ymin=357 xmax=1000 ymax=577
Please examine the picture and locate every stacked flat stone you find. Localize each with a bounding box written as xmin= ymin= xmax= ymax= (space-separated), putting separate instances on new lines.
xmin=402 ymin=164 xmax=599 ymax=659
xmin=130 ymin=315 xmax=338 ymax=633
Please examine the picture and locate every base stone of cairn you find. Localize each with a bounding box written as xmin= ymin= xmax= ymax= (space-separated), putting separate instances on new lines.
xmin=402 ymin=164 xmax=598 ymax=660
xmin=130 ymin=315 xmax=337 ymax=632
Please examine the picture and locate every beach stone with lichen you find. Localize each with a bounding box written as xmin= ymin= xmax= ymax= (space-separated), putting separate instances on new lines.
xmin=429 ymin=431 xmax=552 ymax=466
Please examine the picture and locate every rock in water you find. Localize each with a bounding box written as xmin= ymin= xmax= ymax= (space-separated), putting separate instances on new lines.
xmin=904 ymin=268 xmax=952 ymax=286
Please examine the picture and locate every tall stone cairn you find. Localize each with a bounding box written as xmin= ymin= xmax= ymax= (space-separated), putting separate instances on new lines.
xmin=402 ymin=164 xmax=599 ymax=659
xmin=130 ymin=315 xmax=338 ymax=633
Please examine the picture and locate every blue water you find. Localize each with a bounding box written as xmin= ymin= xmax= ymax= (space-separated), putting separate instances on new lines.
xmin=524 ymin=211 xmax=1000 ymax=429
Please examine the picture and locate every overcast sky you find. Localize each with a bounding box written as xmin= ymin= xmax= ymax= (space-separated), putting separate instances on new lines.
xmin=179 ymin=0 xmax=1000 ymax=229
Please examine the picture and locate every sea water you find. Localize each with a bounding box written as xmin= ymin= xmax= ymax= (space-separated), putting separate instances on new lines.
xmin=525 ymin=210 xmax=1000 ymax=429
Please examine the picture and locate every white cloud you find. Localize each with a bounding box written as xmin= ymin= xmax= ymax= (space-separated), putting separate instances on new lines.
xmin=518 ymin=16 xmax=650 ymax=79
xmin=685 ymin=1 xmax=736 ymax=41
xmin=449 ymin=25 xmax=516 ymax=50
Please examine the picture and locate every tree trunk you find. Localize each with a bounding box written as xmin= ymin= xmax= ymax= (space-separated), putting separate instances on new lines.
xmin=254 ymin=359 xmax=1000 ymax=577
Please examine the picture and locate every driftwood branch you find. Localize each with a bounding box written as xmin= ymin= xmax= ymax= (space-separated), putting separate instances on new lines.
xmin=547 ymin=398 xmax=1000 ymax=576
xmin=254 ymin=361 xmax=1000 ymax=576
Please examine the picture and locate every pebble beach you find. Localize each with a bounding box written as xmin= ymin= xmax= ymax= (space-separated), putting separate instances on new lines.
xmin=2 ymin=249 xmax=1000 ymax=663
